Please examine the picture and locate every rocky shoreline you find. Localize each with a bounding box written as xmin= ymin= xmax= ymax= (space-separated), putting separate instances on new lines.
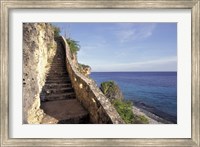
xmin=132 ymin=105 xmax=173 ymax=124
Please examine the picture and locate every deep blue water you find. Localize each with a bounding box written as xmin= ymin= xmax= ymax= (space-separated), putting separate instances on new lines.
xmin=90 ymin=72 xmax=177 ymax=123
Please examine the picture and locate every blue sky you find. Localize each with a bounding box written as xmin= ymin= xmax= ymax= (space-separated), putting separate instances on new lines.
xmin=53 ymin=23 xmax=177 ymax=72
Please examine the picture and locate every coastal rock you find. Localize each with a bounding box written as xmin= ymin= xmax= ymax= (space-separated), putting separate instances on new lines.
xmin=78 ymin=63 xmax=91 ymax=76
xmin=100 ymin=81 xmax=124 ymax=101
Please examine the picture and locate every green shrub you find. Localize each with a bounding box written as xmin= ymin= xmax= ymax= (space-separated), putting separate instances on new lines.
xmin=66 ymin=38 xmax=80 ymax=55
xmin=100 ymin=81 xmax=116 ymax=95
xmin=112 ymin=99 xmax=134 ymax=124
xmin=112 ymin=99 xmax=149 ymax=124
xmin=100 ymin=81 xmax=124 ymax=102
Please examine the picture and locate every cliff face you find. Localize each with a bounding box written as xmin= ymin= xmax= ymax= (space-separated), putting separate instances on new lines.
xmin=23 ymin=23 xmax=56 ymax=124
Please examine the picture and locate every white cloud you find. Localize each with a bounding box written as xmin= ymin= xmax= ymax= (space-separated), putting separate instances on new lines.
xmin=91 ymin=56 xmax=177 ymax=72
xmin=116 ymin=24 xmax=156 ymax=43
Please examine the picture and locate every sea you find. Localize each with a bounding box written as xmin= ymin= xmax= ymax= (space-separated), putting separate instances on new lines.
xmin=90 ymin=72 xmax=177 ymax=123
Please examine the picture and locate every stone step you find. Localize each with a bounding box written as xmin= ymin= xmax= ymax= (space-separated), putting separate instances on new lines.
xmin=52 ymin=60 xmax=65 ymax=61
xmin=51 ymin=65 xmax=66 ymax=67
xmin=45 ymin=78 xmax=70 ymax=81
xmin=52 ymin=62 xmax=65 ymax=64
xmin=47 ymin=71 xmax=68 ymax=74
xmin=54 ymin=57 xmax=65 ymax=59
xmin=50 ymin=65 xmax=66 ymax=68
xmin=52 ymin=62 xmax=66 ymax=65
xmin=44 ymin=81 xmax=71 ymax=84
xmin=48 ymin=69 xmax=67 ymax=71
xmin=50 ymin=68 xmax=66 ymax=70
xmin=50 ymin=68 xmax=67 ymax=70
xmin=53 ymin=60 xmax=65 ymax=62
xmin=46 ymin=74 xmax=69 ymax=77
xmin=46 ymin=77 xmax=70 ymax=80
xmin=45 ymin=80 xmax=70 ymax=83
xmin=50 ymin=66 xmax=67 ymax=70
xmin=50 ymin=64 xmax=65 ymax=66
xmin=41 ymin=99 xmax=89 ymax=124
xmin=45 ymin=78 xmax=70 ymax=82
xmin=43 ymin=87 xmax=74 ymax=94
xmin=44 ymin=83 xmax=72 ymax=89
xmin=47 ymin=73 xmax=69 ymax=76
xmin=43 ymin=92 xmax=76 ymax=101
xmin=48 ymin=69 xmax=67 ymax=72
xmin=46 ymin=76 xmax=70 ymax=79
xmin=48 ymin=70 xmax=67 ymax=73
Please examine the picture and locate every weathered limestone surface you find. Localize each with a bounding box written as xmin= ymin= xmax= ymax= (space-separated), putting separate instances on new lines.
xmin=23 ymin=23 xmax=56 ymax=124
xmin=60 ymin=36 xmax=124 ymax=124
xmin=78 ymin=63 xmax=91 ymax=76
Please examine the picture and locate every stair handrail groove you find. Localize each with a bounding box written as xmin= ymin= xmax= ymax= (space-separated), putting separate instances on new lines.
xmin=60 ymin=36 xmax=124 ymax=124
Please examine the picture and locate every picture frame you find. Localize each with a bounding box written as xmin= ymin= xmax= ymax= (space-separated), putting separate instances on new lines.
xmin=0 ymin=0 xmax=199 ymax=146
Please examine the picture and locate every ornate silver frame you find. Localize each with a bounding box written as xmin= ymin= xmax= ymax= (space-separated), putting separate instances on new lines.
xmin=0 ymin=0 xmax=199 ymax=146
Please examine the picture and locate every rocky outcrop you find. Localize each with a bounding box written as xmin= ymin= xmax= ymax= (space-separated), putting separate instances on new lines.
xmin=23 ymin=23 xmax=56 ymax=124
xmin=78 ymin=63 xmax=91 ymax=76
xmin=100 ymin=81 xmax=124 ymax=101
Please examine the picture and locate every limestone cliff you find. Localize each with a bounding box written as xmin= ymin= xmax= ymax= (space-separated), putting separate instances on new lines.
xmin=23 ymin=23 xmax=57 ymax=124
xmin=78 ymin=63 xmax=91 ymax=76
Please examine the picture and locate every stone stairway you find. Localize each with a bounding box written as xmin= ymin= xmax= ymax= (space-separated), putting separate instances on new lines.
xmin=40 ymin=39 xmax=89 ymax=124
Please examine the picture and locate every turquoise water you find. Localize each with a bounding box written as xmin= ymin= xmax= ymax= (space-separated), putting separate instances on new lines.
xmin=90 ymin=72 xmax=177 ymax=123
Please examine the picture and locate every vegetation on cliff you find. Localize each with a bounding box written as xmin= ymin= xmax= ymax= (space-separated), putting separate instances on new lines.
xmin=100 ymin=81 xmax=124 ymax=101
xmin=100 ymin=80 xmax=149 ymax=124
xmin=51 ymin=24 xmax=80 ymax=55
xmin=52 ymin=25 xmax=60 ymax=38
xmin=66 ymin=38 xmax=80 ymax=55
xmin=112 ymin=99 xmax=134 ymax=123
xmin=51 ymin=24 xmax=91 ymax=77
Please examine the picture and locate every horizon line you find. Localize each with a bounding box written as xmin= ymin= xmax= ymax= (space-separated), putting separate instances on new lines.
xmin=91 ymin=71 xmax=177 ymax=72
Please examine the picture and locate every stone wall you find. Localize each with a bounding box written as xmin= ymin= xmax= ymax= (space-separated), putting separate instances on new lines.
xmin=60 ymin=36 xmax=124 ymax=124
xmin=23 ymin=23 xmax=56 ymax=124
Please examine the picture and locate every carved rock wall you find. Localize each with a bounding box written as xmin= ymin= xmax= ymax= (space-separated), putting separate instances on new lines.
xmin=23 ymin=23 xmax=56 ymax=124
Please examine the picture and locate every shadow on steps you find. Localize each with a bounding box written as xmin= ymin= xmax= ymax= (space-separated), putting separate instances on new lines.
xmin=41 ymin=99 xmax=90 ymax=124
